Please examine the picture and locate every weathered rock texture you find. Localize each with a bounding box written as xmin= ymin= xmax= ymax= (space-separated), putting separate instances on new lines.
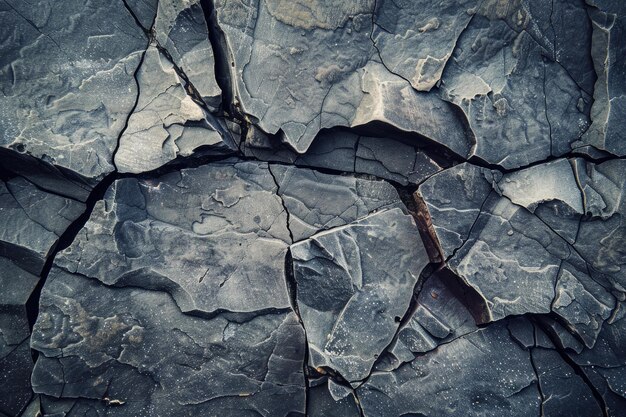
xmin=1 ymin=0 xmax=625 ymax=416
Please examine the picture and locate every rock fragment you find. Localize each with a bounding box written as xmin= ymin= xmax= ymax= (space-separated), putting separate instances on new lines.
xmin=291 ymin=208 xmax=429 ymax=383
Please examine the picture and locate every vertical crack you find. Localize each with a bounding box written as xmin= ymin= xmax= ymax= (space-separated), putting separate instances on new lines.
xmin=533 ymin=318 xmax=610 ymax=417
xmin=111 ymin=8 xmax=157 ymax=172
xmin=200 ymin=0 xmax=237 ymax=118
xmin=284 ymin=248 xmax=309 ymax=417
xmin=268 ymin=165 xmax=294 ymax=243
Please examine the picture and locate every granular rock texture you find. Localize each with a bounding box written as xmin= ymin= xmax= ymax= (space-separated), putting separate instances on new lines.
xmin=1 ymin=0 xmax=625 ymax=416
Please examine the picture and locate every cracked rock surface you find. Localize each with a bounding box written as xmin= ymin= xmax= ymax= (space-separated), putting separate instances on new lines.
xmin=1 ymin=0 xmax=626 ymax=416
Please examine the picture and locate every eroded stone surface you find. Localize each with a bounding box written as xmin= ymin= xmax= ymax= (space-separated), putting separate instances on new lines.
xmin=439 ymin=0 xmax=592 ymax=169
xmin=114 ymin=44 xmax=232 ymax=174
xmin=55 ymin=160 xmax=292 ymax=316
xmin=576 ymin=0 xmax=626 ymax=156
xmin=31 ymin=267 xmax=306 ymax=417
xmin=0 ymin=0 xmax=154 ymax=182
xmin=291 ymin=208 xmax=429 ymax=383
xmin=357 ymin=322 xmax=540 ymax=417
xmin=418 ymin=159 xmax=625 ymax=352
xmin=2 ymin=0 xmax=626 ymax=415
xmin=0 ymin=176 xmax=85 ymax=275
xmin=154 ymin=0 xmax=221 ymax=110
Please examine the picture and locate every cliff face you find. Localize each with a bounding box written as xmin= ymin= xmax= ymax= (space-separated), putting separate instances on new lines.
xmin=1 ymin=1 xmax=625 ymax=416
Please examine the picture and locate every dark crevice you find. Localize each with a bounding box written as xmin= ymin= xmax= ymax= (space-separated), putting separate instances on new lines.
xmin=268 ymin=165 xmax=295 ymax=243
xmin=436 ymin=267 xmax=492 ymax=326
xmin=409 ymin=188 xmax=445 ymax=265
xmin=354 ymin=389 xmax=366 ymax=417
xmin=528 ymin=347 xmax=545 ymax=417
xmin=111 ymin=6 xmax=157 ymax=172
xmin=284 ymin=249 xmax=310 ymax=417
xmin=446 ymin=189 xmax=493 ymax=264
xmin=532 ymin=317 xmax=609 ymax=417
xmin=121 ymin=0 xmax=152 ymax=33
xmin=200 ymin=0 xmax=237 ymax=118
xmin=25 ymin=170 xmax=119 ymax=359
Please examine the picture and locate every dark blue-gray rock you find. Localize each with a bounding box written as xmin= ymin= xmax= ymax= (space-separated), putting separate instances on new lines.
xmin=0 ymin=176 xmax=85 ymax=275
xmin=0 ymin=257 xmax=39 ymax=416
xmin=307 ymin=379 xmax=361 ymax=417
xmin=357 ymin=322 xmax=540 ymax=417
xmin=291 ymin=208 xmax=429 ymax=384
xmin=270 ymin=164 xmax=402 ymax=241
xmin=31 ymin=267 xmax=306 ymax=417
xmin=154 ymin=0 xmax=221 ymax=110
xmin=214 ymin=0 xmax=473 ymax=156
xmin=559 ymin=301 xmax=626 ymax=416
xmin=439 ymin=0 xmax=591 ymax=169
xmin=0 ymin=174 xmax=83 ymax=417
xmin=114 ymin=44 xmax=233 ymax=174
xmin=381 ymin=271 xmax=478 ymax=369
xmin=372 ymin=0 xmax=477 ymax=91
xmin=506 ymin=317 xmax=606 ymax=416
xmin=243 ymin=127 xmax=444 ymax=186
xmin=417 ymin=160 xmax=621 ymax=348
xmin=0 ymin=0 xmax=154 ymax=183
xmin=55 ymin=160 xmax=292 ymax=316
xmin=576 ymin=0 xmax=626 ymax=156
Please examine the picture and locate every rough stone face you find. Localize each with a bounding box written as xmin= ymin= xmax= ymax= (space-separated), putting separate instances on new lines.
xmin=31 ymin=267 xmax=306 ymax=417
xmin=0 ymin=257 xmax=39 ymax=416
xmin=357 ymin=322 xmax=541 ymax=417
xmin=577 ymin=0 xmax=626 ymax=156
xmin=381 ymin=271 xmax=478 ymax=369
xmin=0 ymin=174 xmax=84 ymax=417
xmin=418 ymin=159 xmax=624 ymax=350
xmin=0 ymin=176 xmax=85 ymax=275
xmin=271 ymin=164 xmax=402 ymax=241
xmin=214 ymin=0 xmax=474 ymax=156
xmin=114 ymin=44 xmax=232 ymax=174
xmin=439 ymin=0 xmax=592 ymax=168
xmin=2 ymin=0 xmax=626 ymax=415
xmin=291 ymin=208 xmax=429 ymax=384
xmin=55 ymin=161 xmax=292 ymax=315
xmin=0 ymin=0 xmax=154 ymax=182
xmin=153 ymin=0 xmax=221 ymax=110
xmin=241 ymin=127 xmax=445 ymax=186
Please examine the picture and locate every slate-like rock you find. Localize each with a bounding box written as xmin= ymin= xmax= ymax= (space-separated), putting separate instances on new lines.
xmin=416 ymin=161 xmax=620 ymax=347
xmin=270 ymin=164 xmax=402 ymax=241
xmin=577 ymin=0 xmax=626 ymax=156
xmin=114 ymin=44 xmax=232 ymax=174
xmin=214 ymin=0 xmax=473 ymax=156
xmin=291 ymin=208 xmax=429 ymax=383
xmin=242 ymin=127 xmax=444 ymax=186
xmin=0 ymin=0 xmax=154 ymax=182
xmin=0 ymin=176 xmax=85 ymax=275
xmin=382 ymin=271 xmax=478 ymax=368
xmin=307 ymin=379 xmax=361 ymax=417
xmin=55 ymin=160 xmax=292 ymax=316
xmin=357 ymin=321 xmax=540 ymax=417
xmin=0 ymin=257 xmax=39 ymax=416
xmin=154 ymin=0 xmax=221 ymax=110
xmin=372 ymin=0 xmax=476 ymax=92
xmin=31 ymin=267 xmax=306 ymax=417
xmin=567 ymin=302 xmax=626 ymax=415
xmin=439 ymin=0 xmax=591 ymax=168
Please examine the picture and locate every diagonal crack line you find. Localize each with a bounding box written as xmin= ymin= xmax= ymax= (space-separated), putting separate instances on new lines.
xmin=111 ymin=8 xmax=157 ymax=172
xmin=532 ymin=317 xmax=609 ymax=417
xmin=268 ymin=165 xmax=294 ymax=243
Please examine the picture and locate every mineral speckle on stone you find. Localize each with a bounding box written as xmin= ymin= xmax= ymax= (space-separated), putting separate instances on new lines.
xmin=1 ymin=0 xmax=625 ymax=415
